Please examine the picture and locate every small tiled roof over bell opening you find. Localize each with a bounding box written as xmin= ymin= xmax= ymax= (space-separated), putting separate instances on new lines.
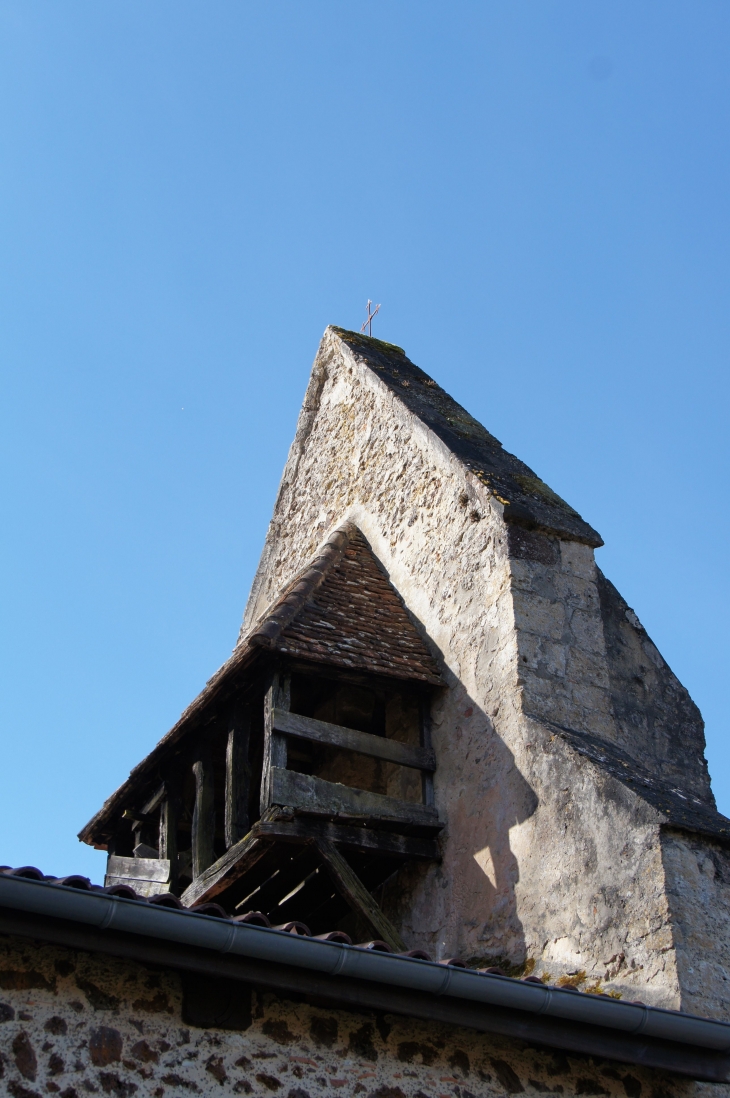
xmin=249 ymin=523 xmax=442 ymax=685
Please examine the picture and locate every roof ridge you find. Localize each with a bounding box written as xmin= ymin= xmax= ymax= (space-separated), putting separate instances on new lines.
xmin=246 ymin=522 xmax=356 ymax=650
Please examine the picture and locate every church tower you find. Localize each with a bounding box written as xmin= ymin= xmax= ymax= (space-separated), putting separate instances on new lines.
xmin=80 ymin=327 xmax=730 ymax=1022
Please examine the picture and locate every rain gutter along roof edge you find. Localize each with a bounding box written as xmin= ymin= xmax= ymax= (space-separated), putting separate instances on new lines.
xmin=1 ymin=875 xmax=728 ymax=1082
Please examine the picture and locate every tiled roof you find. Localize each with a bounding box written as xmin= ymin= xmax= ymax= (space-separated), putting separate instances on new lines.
xmin=329 ymin=328 xmax=603 ymax=548
xmin=250 ymin=523 xmax=443 ymax=685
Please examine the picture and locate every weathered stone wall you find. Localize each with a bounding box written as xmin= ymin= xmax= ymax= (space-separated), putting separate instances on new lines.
xmin=0 ymin=933 xmax=702 ymax=1098
xmin=237 ymin=330 xmax=721 ymax=1017
xmin=595 ymin=573 xmax=712 ymax=805
xmin=661 ymin=832 xmax=730 ymax=1021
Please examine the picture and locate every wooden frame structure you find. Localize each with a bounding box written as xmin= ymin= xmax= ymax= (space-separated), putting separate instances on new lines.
xmin=84 ymin=524 xmax=444 ymax=951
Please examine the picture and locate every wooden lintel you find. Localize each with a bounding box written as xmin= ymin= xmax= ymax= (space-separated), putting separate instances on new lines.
xmin=270 ymin=769 xmax=442 ymax=832
xmin=316 ymin=839 xmax=407 ymax=953
xmin=272 ymin=709 xmax=436 ymax=771
xmin=254 ymin=816 xmax=439 ymax=861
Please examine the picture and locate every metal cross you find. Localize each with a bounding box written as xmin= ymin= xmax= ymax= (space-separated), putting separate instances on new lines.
xmin=360 ymin=299 xmax=381 ymax=337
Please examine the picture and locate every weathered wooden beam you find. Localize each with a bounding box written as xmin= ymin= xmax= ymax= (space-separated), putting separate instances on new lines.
xmin=192 ymin=751 xmax=215 ymax=880
xmin=142 ymin=785 xmax=166 ymax=816
xmin=270 ymin=769 xmax=442 ymax=831
xmin=419 ymin=697 xmax=435 ymax=808
xmin=253 ymin=816 xmax=439 ymax=861
xmin=107 ymin=855 xmax=171 ymax=883
xmin=272 ymin=709 xmax=436 ymax=772
xmin=261 ymin=673 xmax=290 ymax=815
xmin=181 ymin=831 xmax=273 ymax=908
xmin=316 ymin=839 xmax=407 ymax=953
xmin=225 ymin=704 xmax=251 ymax=849
xmin=105 ymin=854 xmax=171 ymax=897
xmin=158 ymin=777 xmax=181 ymax=890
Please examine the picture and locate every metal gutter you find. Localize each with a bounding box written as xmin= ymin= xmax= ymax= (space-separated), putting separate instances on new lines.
xmin=1 ymin=875 xmax=729 ymax=1080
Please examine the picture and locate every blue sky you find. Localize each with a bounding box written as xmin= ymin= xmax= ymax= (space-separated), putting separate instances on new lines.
xmin=0 ymin=2 xmax=728 ymax=879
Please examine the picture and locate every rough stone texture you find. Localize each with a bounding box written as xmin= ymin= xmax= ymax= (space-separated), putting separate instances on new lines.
xmin=661 ymin=831 xmax=730 ymax=1018
xmin=238 ymin=328 xmax=729 ymax=1019
xmin=595 ymin=571 xmax=713 ymax=805
xmin=0 ymin=933 xmax=705 ymax=1098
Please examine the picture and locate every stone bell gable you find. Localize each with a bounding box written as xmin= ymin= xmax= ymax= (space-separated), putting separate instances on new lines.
xmin=81 ymin=326 xmax=730 ymax=1027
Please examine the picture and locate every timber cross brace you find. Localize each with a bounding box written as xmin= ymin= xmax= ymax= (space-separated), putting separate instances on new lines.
xmin=82 ymin=524 xmax=445 ymax=951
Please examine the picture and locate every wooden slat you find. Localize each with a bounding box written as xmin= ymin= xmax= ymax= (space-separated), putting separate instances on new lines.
xmin=273 ymin=864 xmax=340 ymax=927
xmin=192 ymin=753 xmax=215 ymax=880
xmin=225 ymin=704 xmax=251 ymax=849
xmin=261 ymin=674 xmax=290 ymax=815
xmin=316 ymin=839 xmax=407 ymax=953
xmin=106 ymin=855 xmax=171 ymax=884
xmin=253 ymin=816 xmax=439 ymax=861
xmin=270 ymin=769 xmax=441 ymax=830
xmin=249 ymin=846 xmax=319 ymax=919
xmin=272 ymin=710 xmax=436 ymax=772
xmin=180 ymin=831 xmax=273 ymax=908
xmin=104 ymin=876 xmax=171 ymax=899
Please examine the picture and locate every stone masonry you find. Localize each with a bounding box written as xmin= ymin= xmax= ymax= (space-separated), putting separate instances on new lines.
xmin=0 ymin=932 xmax=707 ymax=1098
xmin=240 ymin=328 xmax=730 ymax=1020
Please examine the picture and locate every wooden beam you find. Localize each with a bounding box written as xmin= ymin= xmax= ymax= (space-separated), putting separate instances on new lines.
xmin=181 ymin=831 xmax=273 ymax=908
xmin=106 ymin=855 xmax=171 ymax=883
xmin=253 ymin=816 xmax=439 ymax=861
xmin=261 ymin=673 xmax=290 ymax=815
xmin=159 ymin=777 xmax=181 ymax=891
xmin=419 ymin=696 xmax=435 ymax=808
xmin=272 ymin=710 xmax=436 ymax=772
xmin=270 ymin=768 xmax=442 ymax=831
xmin=225 ymin=704 xmax=251 ymax=849
xmin=316 ymin=839 xmax=407 ymax=953
xmin=142 ymin=785 xmax=166 ymax=816
xmin=192 ymin=751 xmax=215 ymax=880
xmin=105 ymin=854 xmax=172 ymax=897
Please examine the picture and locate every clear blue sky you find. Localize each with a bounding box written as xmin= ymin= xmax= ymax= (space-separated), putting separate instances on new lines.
xmin=1 ymin=2 xmax=728 ymax=880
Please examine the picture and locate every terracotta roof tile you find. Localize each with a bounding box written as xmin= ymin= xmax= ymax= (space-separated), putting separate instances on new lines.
xmin=250 ymin=524 xmax=442 ymax=685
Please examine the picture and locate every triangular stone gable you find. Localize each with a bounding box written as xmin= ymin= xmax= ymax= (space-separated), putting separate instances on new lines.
xmin=327 ymin=329 xmax=602 ymax=546
xmin=249 ymin=522 xmax=442 ymax=685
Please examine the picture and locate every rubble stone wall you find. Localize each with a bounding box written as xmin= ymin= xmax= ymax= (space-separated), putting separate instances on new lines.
xmin=0 ymin=933 xmax=708 ymax=1098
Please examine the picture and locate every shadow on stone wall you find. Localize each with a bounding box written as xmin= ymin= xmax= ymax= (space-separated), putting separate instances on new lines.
xmin=382 ymin=687 xmax=538 ymax=971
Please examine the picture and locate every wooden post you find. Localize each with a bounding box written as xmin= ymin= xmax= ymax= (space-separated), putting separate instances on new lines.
xmin=260 ymin=671 xmax=290 ymax=815
xmin=225 ymin=704 xmax=251 ymax=849
xmin=419 ymin=696 xmax=435 ymax=808
xmin=159 ymin=776 xmax=181 ymax=890
xmin=316 ymin=839 xmax=407 ymax=953
xmin=192 ymin=749 xmax=215 ymax=880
